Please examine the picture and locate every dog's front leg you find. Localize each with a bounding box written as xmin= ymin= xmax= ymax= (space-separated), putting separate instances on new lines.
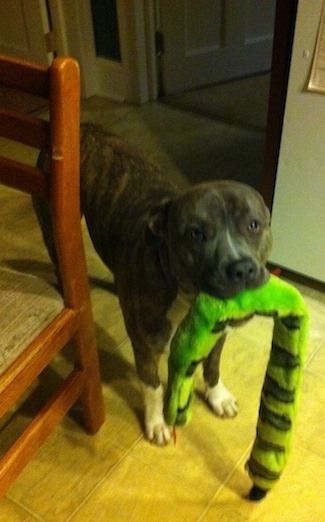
xmin=131 ymin=339 xmax=172 ymax=446
xmin=141 ymin=382 xmax=171 ymax=446
xmin=203 ymin=335 xmax=238 ymax=418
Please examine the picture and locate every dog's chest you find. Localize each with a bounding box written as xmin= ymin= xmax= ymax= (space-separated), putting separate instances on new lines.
xmin=165 ymin=291 xmax=192 ymax=350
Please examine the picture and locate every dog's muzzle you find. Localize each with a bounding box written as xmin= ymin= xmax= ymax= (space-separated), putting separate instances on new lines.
xmin=199 ymin=258 xmax=269 ymax=299
xmin=226 ymin=258 xmax=258 ymax=285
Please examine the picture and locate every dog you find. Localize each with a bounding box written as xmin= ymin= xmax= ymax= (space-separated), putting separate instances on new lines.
xmin=33 ymin=123 xmax=272 ymax=445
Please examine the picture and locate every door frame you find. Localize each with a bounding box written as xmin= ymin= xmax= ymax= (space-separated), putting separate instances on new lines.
xmin=48 ymin=0 xmax=157 ymax=102
xmin=261 ymin=0 xmax=299 ymax=208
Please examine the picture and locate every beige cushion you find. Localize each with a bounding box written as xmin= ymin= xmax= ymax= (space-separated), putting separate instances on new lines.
xmin=0 ymin=268 xmax=63 ymax=376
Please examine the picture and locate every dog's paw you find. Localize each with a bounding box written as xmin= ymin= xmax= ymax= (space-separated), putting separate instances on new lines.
xmin=205 ymin=379 xmax=238 ymax=418
xmin=142 ymin=383 xmax=172 ymax=446
xmin=146 ymin=421 xmax=172 ymax=446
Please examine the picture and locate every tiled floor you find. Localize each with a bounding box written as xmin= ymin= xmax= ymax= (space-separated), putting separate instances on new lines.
xmin=1 ymin=97 xmax=325 ymax=521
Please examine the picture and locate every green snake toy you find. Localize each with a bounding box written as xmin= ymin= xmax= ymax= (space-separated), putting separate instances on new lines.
xmin=164 ymin=274 xmax=309 ymax=500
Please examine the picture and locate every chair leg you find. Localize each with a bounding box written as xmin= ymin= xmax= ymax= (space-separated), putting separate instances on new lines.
xmin=72 ymin=311 xmax=105 ymax=433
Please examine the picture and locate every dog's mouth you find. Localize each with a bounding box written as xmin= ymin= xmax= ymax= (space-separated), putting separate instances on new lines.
xmin=195 ymin=263 xmax=270 ymax=300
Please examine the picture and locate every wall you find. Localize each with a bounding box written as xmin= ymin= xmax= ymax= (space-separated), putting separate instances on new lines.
xmin=270 ymin=0 xmax=325 ymax=283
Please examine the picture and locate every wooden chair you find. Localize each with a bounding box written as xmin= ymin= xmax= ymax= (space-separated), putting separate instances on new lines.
xmin=0 ymin=55 xmax=105 ymax=496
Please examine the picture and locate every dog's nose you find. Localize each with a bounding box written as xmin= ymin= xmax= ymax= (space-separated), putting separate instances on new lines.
xmin=226 ymin=258 xmax=257 ymax=284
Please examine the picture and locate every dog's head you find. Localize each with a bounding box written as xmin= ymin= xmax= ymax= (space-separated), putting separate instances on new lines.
xmin=147 ymin=181 xmax=272 ymax=298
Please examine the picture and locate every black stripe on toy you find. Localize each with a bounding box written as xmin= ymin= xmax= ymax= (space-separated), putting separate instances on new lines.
xmin=254 ymin=435 xmax=286 ymax=453
xmin=248 ymin=456 xmax=281 ymax=481
xmin=263 ymin=374 xmax=295 ymax=403
xmin=211 ymin=321 xmax=228 ymax=333
xmin=176 ymin=396 xmax=193 ymax=425
xmin=281 ymin=315 xmax=302 ymax=330
xmin=270 ymin=342 xmax=300 ymax=369
xmin=259 ymin=400 xmax=292 ymax=431
xmin=186 ymin=359 xmax=204 ymax=377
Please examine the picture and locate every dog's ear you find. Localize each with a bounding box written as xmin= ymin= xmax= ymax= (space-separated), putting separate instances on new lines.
xmin=145 ymin=199 xmax=172 ymax=246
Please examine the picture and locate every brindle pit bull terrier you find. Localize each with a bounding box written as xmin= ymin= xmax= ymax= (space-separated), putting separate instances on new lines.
xmin=33 ymin=123 xmax=272 ymax=446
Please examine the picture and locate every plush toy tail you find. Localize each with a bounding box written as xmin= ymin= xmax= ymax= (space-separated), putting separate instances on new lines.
xmin=246 ymin=308 xmax=309 ymax=498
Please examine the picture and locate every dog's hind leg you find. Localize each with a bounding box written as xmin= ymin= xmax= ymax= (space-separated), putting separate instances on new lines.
xmin=32 ymin=197 xmax=57 ymax=266
xmin=203 ymin=335 xmax=238 ymax=418
xmin=32 ymin=151 xmax=61 ymax=287
xmin=32 ymin=194 xmax=63 ymax=290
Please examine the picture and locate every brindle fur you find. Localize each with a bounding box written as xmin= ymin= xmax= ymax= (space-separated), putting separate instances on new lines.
xmin=33 ymin=123 xmax=272 ymax=444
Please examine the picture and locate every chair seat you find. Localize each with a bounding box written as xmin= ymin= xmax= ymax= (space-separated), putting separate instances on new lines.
xmin=0 ymin=267 xmax=63 ymax=376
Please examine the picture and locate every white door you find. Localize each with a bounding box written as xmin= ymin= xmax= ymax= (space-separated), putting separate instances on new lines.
xmin=0 ymin=0 xmax=51 ymax=65
xmin=159 ymin=0 xmax=276 ymax=94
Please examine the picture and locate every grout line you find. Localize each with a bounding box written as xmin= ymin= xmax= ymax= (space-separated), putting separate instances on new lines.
xmin=303 ymin=366 xmax=325 ymax=380
xmin=305 ymin=337 xmax=325 ymax=367
xmin=295 ymin=442 xmax=325 ymax=461
xmin=65 ymin=437 xmax=143 ymax=522
xmin=196 ymin=444 xmax=252 ymax=521
xmin=5 ymin=493 xmax=45 ymax=521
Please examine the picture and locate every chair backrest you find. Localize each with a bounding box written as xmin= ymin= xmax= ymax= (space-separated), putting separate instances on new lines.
xmin=0 ymin=54 xmax=88 ymax=309
xmin=0 ymin=55 xmax=104 ymax=497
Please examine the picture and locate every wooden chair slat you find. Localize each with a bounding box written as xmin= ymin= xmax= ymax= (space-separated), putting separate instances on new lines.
xmin=0 ymin=156 xmax=48 ymax=197
xmin=0 ymin=108 xmax=50 ymax=149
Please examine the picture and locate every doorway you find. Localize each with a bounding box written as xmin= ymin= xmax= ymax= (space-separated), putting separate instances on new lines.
xmin=157 ymin=0 xmax=276 ymax=131
xmin=155 ymin=0 xmax=297 ymax=205
xmin=154 ymin=1 xmax=276 ymax=194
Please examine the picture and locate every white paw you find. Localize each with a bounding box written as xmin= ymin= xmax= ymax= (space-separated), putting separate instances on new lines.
xmin=142 ymin=383 xmax=172 ymax=446
xmin=205 ymin=379 xmax=238 ymax=418
xmin=146 ymin=421 xmax=172 ymax=446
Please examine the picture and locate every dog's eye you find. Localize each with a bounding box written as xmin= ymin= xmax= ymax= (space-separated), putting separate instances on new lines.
xmin=248 ymin=220 xmax=260 ymax=233
xmin=189 ymin=228 xmax=206 ymax=242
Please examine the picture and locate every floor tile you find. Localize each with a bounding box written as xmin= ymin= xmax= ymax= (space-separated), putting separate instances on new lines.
xmin=295 ymin=368 xmax=325 ymax=458
xmin=307 ymin=338 xmax=325 ymax=377
xmin=0 ymin=496 xmax=39 ymax=522
xmin=129 ymin=332 xmax=273 ymax=500
xmin=200 ymin=507 xmax=247 ymax=522
xmin=208 ymin=445 xmax=325 ymax=521
xmin=7 ymin=420 xmax=128 ymax=522
xmin=69 ymin=453 xmax=208 ymax=522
